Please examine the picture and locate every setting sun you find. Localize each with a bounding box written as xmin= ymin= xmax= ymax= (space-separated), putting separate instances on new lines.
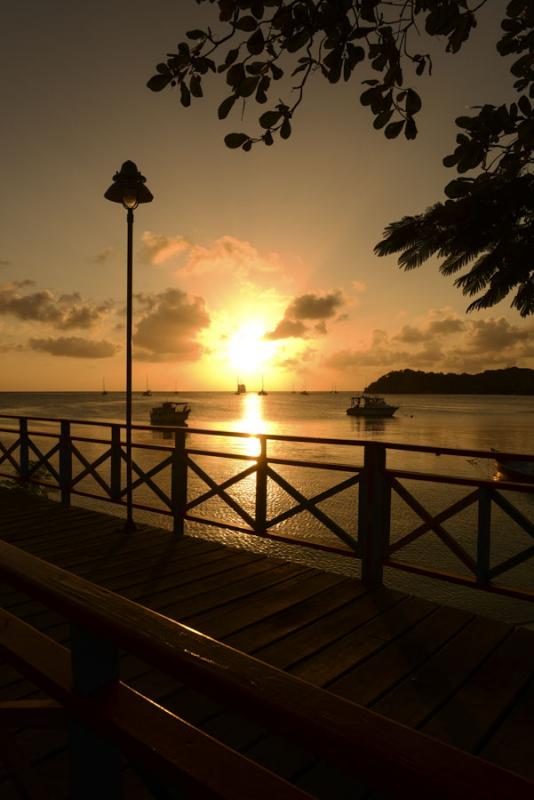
xmin=226 ymin=321 xmax=278 ymax=376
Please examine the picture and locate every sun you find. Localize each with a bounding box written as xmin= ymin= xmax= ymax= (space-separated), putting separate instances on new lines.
xmin=227 ymin=321 xmax=278 ymax=375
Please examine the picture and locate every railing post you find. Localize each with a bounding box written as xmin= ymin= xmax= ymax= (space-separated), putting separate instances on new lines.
xmin=110 ymin=424 xmax=122 ymax=502
xmin=59 ymin=420 xmax=72 ymax=506
xmin=69 ymin=624 xmax=122 ymax=798
xmin=171 ymin=428 xmax=188 ymax=536
xmin=358 ymin=443 xmax=390 ymax=589
xmin=476 ymin=486 xmax=492 ymax=584
xmin=18 ymin=417 xmax=30 ymax=482
xmin=255 ymin=436 xmax=268 ymax=535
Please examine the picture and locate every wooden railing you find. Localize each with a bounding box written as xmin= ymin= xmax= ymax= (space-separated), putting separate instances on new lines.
xmin=0 ymin=540 xmax=533 ymax=799
xmin=0 ymin=414 xmax=533 ymax=601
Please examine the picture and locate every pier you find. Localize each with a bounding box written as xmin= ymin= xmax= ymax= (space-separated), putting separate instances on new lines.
xmin=0 ymin=415 xmax=533 ymax=797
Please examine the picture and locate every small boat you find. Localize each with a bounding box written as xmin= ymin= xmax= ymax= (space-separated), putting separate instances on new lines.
xmin=143 ymin=376 xmax=152 ymax=397
xmin=258 ymin=377 xmax=268 ymax=396
xmin=150 ymin=401 xmax=190 ymax=426
xmin=493 ymin=452 xmax=534 ymax=483
xmin=346 ymin=394 xmax=398 ymax=418
xmin=235 ymin=382 xmax=246 ymax=395
xmin=101 ymin=379 xmax=108 ymax=396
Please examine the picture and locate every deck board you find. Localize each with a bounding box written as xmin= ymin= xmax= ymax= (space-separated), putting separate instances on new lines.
xmin=1 ymin=490 xmax=534 ymax=797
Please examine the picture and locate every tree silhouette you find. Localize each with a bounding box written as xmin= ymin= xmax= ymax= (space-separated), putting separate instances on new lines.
xmin=148 ymin=1 xmax=534 ymax=315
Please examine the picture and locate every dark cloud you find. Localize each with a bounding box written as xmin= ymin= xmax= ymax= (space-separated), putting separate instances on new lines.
xmin=287 ymin=291 xmax=344 ymax=321
xmin=265 ymin=291 xmax=345 ymax=341
xmin=133 ymin=288 xmax=210 ymax=362
xmin=395 ymin=316 xmax=465 ymax=344
xmin=463 ymin=318 xmax=529 ymax=353
xmin=0 ymin=284 xmax=112 ymax=330
xmin=264 ymin=318 xmax=307 ymax=341
xmin=29 ymin=337 xmax=118 ymax=358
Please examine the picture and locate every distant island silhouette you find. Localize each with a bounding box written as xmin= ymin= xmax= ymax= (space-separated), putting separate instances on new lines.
xmin=365 ymin=367 xmax=534 ymax=394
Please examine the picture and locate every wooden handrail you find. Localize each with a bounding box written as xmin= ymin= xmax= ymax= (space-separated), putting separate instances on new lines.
xmin=0 ymin=539 xmax=532 ymax=800
xmin=0 ymin=412 xmax=532 ymax=460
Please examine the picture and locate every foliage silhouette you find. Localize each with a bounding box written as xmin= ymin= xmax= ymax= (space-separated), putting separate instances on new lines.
xmin=148 ymin=1 xmax=534 ymax=315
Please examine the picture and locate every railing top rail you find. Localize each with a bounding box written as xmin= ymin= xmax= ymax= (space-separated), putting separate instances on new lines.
xmin=0 ymin=412 xmax=532 ymax=462
xmin=0 ymin=538 xmax=531 ymax=800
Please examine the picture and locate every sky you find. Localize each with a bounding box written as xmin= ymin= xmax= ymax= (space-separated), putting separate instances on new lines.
xmin=1 ymin=1 xmax=532 ymax=392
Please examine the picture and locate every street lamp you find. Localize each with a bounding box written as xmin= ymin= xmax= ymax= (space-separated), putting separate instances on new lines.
xmin=104 ymin=161 xmax=153 ymax=532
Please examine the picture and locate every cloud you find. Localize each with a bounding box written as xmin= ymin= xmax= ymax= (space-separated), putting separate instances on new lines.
xmin=93 ymin=247 xmax=115 ymax=264
xmin=29 ymin=337 xmax=119 ymax=358
xmin=276 ymin=345 xmax=318 ymax=371
xmin=264 ymin=318 xmax=308 ymax=340
xmin=325 ymin=313 xmax=534 ymax=374
xmin=265 ymin=291 xmax=346 ymax=340
xmin=182 ymin=235 xmax=282 ymax=280
xmin=133 ymin=288 xmax=210 ymax=362
xmin=0 ymin=283 xmax=113 ymax=330
xmin=0 ymin=259 xmax=11 ymax=267
xmin=351 ymin=280 xmax=367 ymax=293
xmin=140 ymin=231 xmax=189 ymax=265
xmin=287 ymin=291 xmax=344 ymax=321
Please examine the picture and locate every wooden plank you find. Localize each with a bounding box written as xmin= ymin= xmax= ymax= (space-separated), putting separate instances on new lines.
xmin=372 ymin=616 xmax=510 ymax=728
xmin=421 ymin=627 xmax=534 ymax=754
xmin=480 ymin=676 xmax=534 ymax=779
xmin=291 ymin=596 xmax=436 ymax=687
xmin=328 ymin=605 xmax=473 ymax=705
xmin=224 ymin=579 xmax=368 ymax=654
xmin=254 ymin=588 xmax=404 ymax=671
xmin=191 ymin=572 xmax=346 ymax=640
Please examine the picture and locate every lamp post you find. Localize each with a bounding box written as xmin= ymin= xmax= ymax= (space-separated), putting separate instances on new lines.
xmin=104 ymin=161 xmax=153 ymax=532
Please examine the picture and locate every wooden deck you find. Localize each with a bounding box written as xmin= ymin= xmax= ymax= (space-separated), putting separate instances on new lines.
xmin=1 ymin=489 xmax=534 ymax=798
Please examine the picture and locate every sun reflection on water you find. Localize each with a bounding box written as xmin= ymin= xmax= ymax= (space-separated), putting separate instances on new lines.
xmin=238 ymin=393 xmax=267 ymax=457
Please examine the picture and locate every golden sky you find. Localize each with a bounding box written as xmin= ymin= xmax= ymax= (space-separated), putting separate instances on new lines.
xmin=0 ymin=2 xmax=532 ymax=391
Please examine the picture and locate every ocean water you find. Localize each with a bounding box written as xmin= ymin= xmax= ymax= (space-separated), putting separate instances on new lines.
xmin=0 ymin=391 xmax=533 ymax=626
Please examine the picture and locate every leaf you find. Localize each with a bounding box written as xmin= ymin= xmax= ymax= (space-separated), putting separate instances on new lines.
xmin=218 ymin=95 xmax=236 ymax=120
xmin=180 ymin=83 xmax=191 ymax=107
xmin=280 ymin=118 xmax=292 ymax=139
xmin=247 ymin=28 xmax=265 ymax=55
xmin=224 ymin=133 xmax=250 ymax=149
xmin=235 ymin=16 xmax=258 ymax=32
xmin=259 ymin=109 xmax=282 ymax=128
xmin=444 ymin=178 xmax=472 ymax=199
xmin=405 ymin=89 xmax=422 ymax=116
xmin=186 ymin=29 xmax=206 ymax=40
xmin=384 ymin=120 xmax=404 ymax=139
xmin=190 ymin=75 xmax=203 ymax=98
xmin=147 ymin=73 xmax=172 ymax=92
xmin=405 ymin=117 xmax=417 ymax=139
xmin=237 ymin=76 xmax=259 ymax=97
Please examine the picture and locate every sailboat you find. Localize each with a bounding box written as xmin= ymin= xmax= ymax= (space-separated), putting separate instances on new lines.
xmin=235 ymin=379 xmax=246 ymax=395
xmin=143 ymin=376 xmax=152 ymax=397
xmin=101 ymin=379 xmax=108 ymax=396
xmin=258 ymin=376 xmax=268 ymax=396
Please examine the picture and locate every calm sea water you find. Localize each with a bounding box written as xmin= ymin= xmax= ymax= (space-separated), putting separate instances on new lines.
xmin=1 ymin=391 xmax=533 ymax=626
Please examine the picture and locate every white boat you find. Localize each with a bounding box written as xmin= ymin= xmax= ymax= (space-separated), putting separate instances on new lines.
xmin=346 ymin=394 xmax=398 ymax=418
xmin=150 ymin=402 xmax=190 ymax=426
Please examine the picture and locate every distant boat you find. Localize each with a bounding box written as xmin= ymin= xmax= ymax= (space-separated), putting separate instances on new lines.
xmin=150 ymin=401 xmax=190 ymax=426
xmin=235 ymin=382 xmax=246 ymax=395
xmin=346 ymin=394 xmax=398 ymax=418
xmin=300 ymin=389 xmax=309 ymax=396
xmin=101 ymin=379 xmax=108 ymax=396
xmin=143 ymin=376 xmax=152 ymax=397
xmin=258 ymin=377 xmax=268 ymax=396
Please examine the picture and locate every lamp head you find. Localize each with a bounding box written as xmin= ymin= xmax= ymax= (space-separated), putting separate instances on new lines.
xmin=104 ymin=161 xmax=153 ymax=209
